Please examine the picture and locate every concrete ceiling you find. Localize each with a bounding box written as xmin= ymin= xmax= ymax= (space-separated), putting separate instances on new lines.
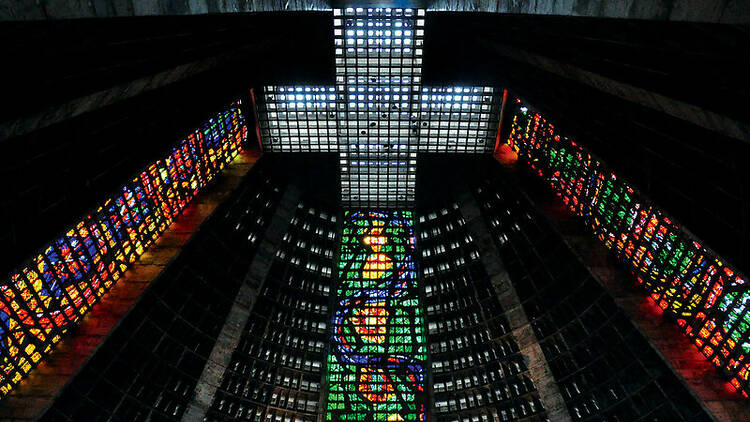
xmin=2 ymin=0 xmax=748 ymax=22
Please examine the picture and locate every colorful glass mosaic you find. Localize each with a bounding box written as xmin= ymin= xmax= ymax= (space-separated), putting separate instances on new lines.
xmin=326 ymin=210 xmax=427 ymax=420
xmin=505 ymin=98 xmax=750 ymax=397
xmin=0 ymin=102 xmax=247 ymax=398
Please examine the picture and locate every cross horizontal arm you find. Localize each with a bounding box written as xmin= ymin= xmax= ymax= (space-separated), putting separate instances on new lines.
xmin=258 ymin=85 xmax=500 ymax=154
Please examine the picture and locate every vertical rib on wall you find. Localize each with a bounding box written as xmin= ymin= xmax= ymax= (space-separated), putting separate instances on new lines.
xmin=476 ymin=174 xmax=712 ymax=421
xmin=206 ymin=200 xmax=338 ymax=421
xmin=419 ymin=203 xmax=547 ymax=421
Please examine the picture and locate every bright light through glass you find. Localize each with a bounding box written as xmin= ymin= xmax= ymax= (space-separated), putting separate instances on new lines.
xmin=256 ymin=8 xmax=500 ymax=208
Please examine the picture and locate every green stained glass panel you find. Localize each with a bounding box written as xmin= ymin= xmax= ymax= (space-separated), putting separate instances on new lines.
xmin=325 ymin=210 xmax=427 ymax=421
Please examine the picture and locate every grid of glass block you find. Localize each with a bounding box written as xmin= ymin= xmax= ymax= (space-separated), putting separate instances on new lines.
xmin=207 ymin=202 xmax=337 ymax=422
xmin=415 ymin=86 xmax=497 ymax=153
xmin=39 ymin=165 xmax=281 ymax=421
xmin=255 ymin=8 xmax=501 ymax=208
xmin=257 ymin=85 xmax=498 ymax=155
xmin=477 ymin=177 xmax=713 ymax=420
xmin=419 ymin=205 xmax=547 ymax=421
xmin=257 ymin=86 xmax=339 ymax=152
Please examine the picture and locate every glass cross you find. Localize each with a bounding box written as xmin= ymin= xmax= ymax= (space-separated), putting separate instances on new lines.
xmin=256 ymin=7 xmax=500 ymax=208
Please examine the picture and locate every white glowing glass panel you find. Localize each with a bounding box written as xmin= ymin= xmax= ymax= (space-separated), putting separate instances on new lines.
xmin=255 ymin=8 xmax=500 ymax=208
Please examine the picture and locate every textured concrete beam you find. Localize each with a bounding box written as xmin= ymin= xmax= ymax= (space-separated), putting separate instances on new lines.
xmin=0 ymin=150 xmax=261 ymax=422
xmin=0 ymin=54 xmax=230 ymax=143
xmin=482 ymin=39 xmax=750 ymax=145
xmin=181 ymin=185 xmax=301 ymax=422
xmin=458 ymin=192 xmax=572 ymax=422
xmin=428 ymin=0 xmax=750 ymax=23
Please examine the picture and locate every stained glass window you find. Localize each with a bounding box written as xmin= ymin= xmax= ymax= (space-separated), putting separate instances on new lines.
xmin=0 ymin=102 xmax=247 ymax=398
xmin=505 ymin=98 xmax=750 ymax=398
xmin=326 ymin=210 xmax=427 ymax=420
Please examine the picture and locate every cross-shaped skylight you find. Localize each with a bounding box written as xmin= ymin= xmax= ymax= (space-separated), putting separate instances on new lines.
xmin=256 ymin=8 xmax=500 ymax=208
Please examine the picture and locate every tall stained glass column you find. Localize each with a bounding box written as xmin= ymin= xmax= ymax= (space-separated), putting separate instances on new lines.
xmin=326 ymin=210 xmax=427 ymax=420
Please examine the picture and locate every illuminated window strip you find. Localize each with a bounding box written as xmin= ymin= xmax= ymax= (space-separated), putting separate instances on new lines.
xmin=0 ymin=102 xmax=248 ymax=398
xmin=258 ymin=85 xmax=496 ymax=155
xmin=326 ymin=210 xmax=427 ymax=421
xmin=505 ymin=98 xmax=750 ymax=398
